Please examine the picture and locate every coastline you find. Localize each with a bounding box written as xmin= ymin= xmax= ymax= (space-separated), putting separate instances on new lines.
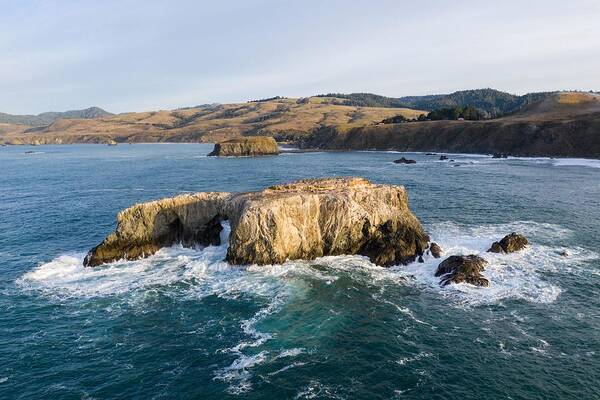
xmin=4 ymin=142 xmax=600 ymax=161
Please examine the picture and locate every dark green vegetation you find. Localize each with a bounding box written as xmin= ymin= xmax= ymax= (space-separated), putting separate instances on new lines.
xmin=382 ymin=106 xmax=485 ymax=124
xmin=0 ymin=106 xmax=113 ymax=126
xmin=318 ymin=89 xmax=557 ymax=117
xmin=427 ymin=106 xmax=485 ymax=120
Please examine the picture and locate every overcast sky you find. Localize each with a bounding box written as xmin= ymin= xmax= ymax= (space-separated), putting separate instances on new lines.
xmin=1 ymin=0 xmax=599 ymax=114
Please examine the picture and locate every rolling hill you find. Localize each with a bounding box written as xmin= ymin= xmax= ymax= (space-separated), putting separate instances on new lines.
xmin=2 ymin=91 xmax=600 ymax=158
xmin=0 ymin=97 xmax=423 ymax=145
xmin=317 ymin=89 xmax=557 ymax=117
xmin=0 ymin=106 xmax=113 ymax=126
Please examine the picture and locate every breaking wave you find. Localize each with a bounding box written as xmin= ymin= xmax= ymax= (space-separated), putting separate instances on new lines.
xmin=17 ymin=221 xmax=596 ymax=308
xmin=398 ymin=221 xmax=597 ymax=306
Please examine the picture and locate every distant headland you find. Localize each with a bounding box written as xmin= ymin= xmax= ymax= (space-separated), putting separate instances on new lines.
xmin=1 ymin=89 xmax=599 ymax=158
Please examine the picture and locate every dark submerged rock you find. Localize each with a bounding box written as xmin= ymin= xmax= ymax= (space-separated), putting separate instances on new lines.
xmin=393 ymin=157 xmax=416 ymax=164
xmin=439 ymin=155 xmax=448 ymax=161
xmin=488 ymin=232 xmax=528 ymax=253
xmin=435 ymin=255 xmax=489 ymax=287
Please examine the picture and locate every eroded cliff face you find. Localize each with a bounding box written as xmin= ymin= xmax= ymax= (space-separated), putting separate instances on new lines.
xmin=208 ymin=136 xmax=279 ymax=156
xmin=83 ymin=192 xmax=231 ymax=267
xmin=84 ymin=178 xmax=429 ymax=267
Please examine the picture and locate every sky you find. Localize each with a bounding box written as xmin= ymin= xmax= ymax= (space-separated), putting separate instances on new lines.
xmin=1 ymin=0 xmax=600 ymax=114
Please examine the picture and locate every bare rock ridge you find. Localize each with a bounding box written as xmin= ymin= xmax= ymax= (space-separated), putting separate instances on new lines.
xmin=84 ymin=177 xmax=429 ymax=267
xmin=208 ymin=136 xmax=279 ymax=156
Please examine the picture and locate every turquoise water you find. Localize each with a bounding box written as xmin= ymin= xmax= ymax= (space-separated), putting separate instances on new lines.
xmin=1 ymin=144 xmax=599 ymax=399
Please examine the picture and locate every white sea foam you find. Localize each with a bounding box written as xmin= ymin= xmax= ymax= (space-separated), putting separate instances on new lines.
xmin=18 ymin=220 xmax=595 ymax=308
xmin=552 ymin=158 xmax=600 ymax=169
xmin=396 ymin=351 xmax=433 ymax=366
xmin=214 ymin=351 xmax=268 ymax=394
xmin=396 ymin=221 xmax=599 ymax=306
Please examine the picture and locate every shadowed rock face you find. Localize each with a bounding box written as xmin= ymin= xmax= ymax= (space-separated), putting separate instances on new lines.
xmin=208 ymin=136 xmax=279 ymax=157
xmin=435 ymin=255 xmax=489 ymax=286
xmin=84 ymin=177 xmax=429 ymax=267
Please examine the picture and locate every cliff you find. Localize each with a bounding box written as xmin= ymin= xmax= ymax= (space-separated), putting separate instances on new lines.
xmin=208 ymin=136 xmax=279 ymax=156
xmin=84 ymin=177 xmax=430 ymax=267
xmin=300 ymin=93 xmax=600 ymax=158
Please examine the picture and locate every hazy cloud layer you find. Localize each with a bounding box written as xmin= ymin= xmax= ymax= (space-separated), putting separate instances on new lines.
xmin=1 ymin=0 xmax=599 ymax=113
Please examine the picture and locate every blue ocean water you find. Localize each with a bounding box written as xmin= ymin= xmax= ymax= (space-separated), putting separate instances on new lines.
xmin=1 ymin=144 xmax=599 ymax=399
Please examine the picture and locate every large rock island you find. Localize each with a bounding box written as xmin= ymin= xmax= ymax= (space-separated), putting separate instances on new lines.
xmin=208 ymin=136 xmax=279 ymax=157
xmin=84 ymin=177 xmax=429 ymax=267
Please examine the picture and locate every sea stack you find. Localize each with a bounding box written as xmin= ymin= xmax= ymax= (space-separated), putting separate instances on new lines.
xmin=208 ymin=136 xmax=279 ymax=157
xmin=84 ymin=177 xmax=429 ymax=267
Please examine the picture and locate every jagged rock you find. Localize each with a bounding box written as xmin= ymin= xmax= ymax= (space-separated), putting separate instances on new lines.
xmin=435 ymin=255 xmax=489 ymax=287
xmin=492 ymin=152 xmax=509 ymax=158
xmin=439 ymin=155 xmax=448 ymax=161
xmin=429 ymin=242 xmax=442 ymax=258
xmin=393 ymin=157 xmax=416 ymax=164
xmin=84 ymin=177 xmax=429 ymax=268
xmin=488 ymin=232 xmax=528 ymax=253
xmin=558 ymin=250 xmax=570 ymax=257
xmin=208 ymin=136 xmax=279 ymax=157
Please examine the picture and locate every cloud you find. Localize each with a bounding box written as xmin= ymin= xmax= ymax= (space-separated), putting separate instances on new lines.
xmin=1 ymin=0 xmax=599 ymax=113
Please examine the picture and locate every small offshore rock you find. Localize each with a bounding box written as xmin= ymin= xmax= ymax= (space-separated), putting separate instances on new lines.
xmin=435 ymin=255 xmax=489 ymax=287
xmin=492 ymin=152 xmax=509 ymax=159
xmin=558 ymin=250 xmax=570 ymax=257
xmin=208 ymin=136 xmax=279 ymax=157
xmin=393 ymin=157 xmax=416 ymax=164
xmin=439 ymin=155 xmax=448 ymax=161
xmin=425 ymin=153 xmax=437 ymax=156
xmin=429 ymin=242 xmax=442 ymax=258
xmin=488 ymin=232 xmax=528 ymax=253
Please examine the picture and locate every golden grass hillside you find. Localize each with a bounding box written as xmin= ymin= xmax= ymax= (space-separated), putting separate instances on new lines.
xmin=0 ymin=97 xmax=425 ymax=145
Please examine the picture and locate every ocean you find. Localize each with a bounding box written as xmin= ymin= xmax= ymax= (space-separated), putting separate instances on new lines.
xmin=1 ymin=144 xmax=599 ymax=399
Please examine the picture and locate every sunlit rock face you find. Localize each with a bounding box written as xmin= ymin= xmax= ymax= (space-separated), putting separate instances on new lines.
xmin=84 ymin=177 xmax=429 ymax=268
xmin=208 ymin=136 xmax=279 ymax=157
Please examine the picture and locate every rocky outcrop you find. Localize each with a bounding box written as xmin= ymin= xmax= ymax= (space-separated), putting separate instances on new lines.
xmin=84 ymin=177 xmax=429 ymax=267
xmin=208 ymin=136 xmax=279 ymax=157
xmin=488 ymin=232 xmax=528 ymax=253
xmin=492 ymin=152 xmax=508 ymax=158
xmin=435 ymin=255 xmax=489 ymax=286
xmin=393 ymin=157 xmax=416 ymax=164
xmin=83 ymin=193 xmax=231 ymax=267
xmin=429 ymin=242 xmax=442 ymax=258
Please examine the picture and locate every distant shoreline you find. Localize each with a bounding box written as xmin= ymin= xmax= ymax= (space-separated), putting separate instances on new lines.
xmin=4 ymin=142 xmax=600 ymax=161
